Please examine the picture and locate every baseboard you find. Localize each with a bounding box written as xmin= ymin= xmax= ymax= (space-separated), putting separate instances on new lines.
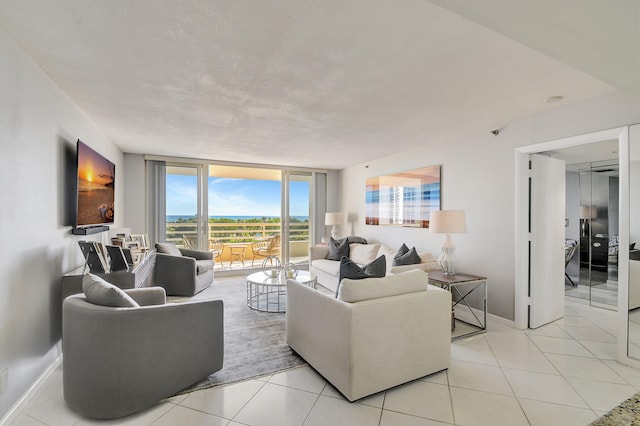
xmin=454 ymin=306 xmax=515 ymax=329
xmin=1 ymin=353 xmax=62 ymax=425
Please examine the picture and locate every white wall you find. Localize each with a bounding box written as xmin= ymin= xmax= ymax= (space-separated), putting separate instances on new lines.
xmin=341 ymin=91 xmax=640 ymax=321
xmin=0 ymin=30 xmax=123 ymax=418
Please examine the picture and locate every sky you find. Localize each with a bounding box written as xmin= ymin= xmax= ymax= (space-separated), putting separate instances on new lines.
xmin=166 ymin=175 xmax=310 ymax=217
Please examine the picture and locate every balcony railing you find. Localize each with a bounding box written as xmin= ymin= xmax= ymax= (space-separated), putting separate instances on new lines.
xmin=165 ymin=220 xmax=310 ymax=267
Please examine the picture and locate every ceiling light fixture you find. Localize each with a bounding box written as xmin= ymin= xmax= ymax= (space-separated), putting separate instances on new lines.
xmin=544 ymin=95 xmax=564 ymax=103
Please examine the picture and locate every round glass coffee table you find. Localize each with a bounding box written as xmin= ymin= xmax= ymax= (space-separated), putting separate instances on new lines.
xmin=246 ymin=271 xmax=317 ymax=313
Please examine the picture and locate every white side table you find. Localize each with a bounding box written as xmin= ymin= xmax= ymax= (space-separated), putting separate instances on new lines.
xmin=428 ymin=271 xmax=487 ymax=340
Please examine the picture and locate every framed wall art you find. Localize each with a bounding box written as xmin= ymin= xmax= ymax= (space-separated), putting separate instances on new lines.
xmin=365 ymin=165 xmax=441 ymax=228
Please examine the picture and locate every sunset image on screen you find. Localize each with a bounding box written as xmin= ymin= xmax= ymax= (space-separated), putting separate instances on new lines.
xmin=76 ymin=141 xmax=115 ymax=226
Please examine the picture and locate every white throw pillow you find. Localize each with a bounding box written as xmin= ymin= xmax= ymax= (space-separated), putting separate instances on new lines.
xmin=349 ymin=243 xmax=380 ymax=265
xmin=419 ymin=252 xmax=435 ymax=263
xmin=82 ymin=273 xmax=139 ymax=307
xmin=337 ymin=269 xmax=428 ymax=303
xmin=376 ymin=245 xmax=397 ymax=272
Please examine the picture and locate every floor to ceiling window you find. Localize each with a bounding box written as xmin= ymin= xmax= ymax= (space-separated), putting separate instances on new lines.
xmin=163 ymin=162 xmax=315 ymax=273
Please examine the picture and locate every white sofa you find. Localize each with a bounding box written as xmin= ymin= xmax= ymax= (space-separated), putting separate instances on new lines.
xmin=309 ymin=243 xmax=440 ymax=292
xmin=286 ymin=269 xmax=451 ymax=401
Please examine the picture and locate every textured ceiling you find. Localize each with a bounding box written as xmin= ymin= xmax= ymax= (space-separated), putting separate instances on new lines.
xmin=0 ymin=0 xmax=620 ymax=169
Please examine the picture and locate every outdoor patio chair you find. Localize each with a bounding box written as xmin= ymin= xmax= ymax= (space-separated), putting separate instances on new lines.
xmin=251 ymin=234 xmax=281 ymax=266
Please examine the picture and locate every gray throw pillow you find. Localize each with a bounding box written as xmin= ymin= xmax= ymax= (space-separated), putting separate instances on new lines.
xmin=155 ymin=242 xmax=182 ymax=256
xmin=345 ymin=236 xmax=368 ymax=245
xmin=327 ymin=237 xmax=350 ymax=260
xmin=336 ymin=255 xmax=387 ymax=297
xmin=82 ymin=273 xmax=139 ymax=307
xmin=393 ymin=245 xmax=421 ymax=266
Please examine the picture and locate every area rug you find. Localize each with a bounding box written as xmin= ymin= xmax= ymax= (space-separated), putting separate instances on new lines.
xmin=168 ymin=275 xmax=306 ymax=395
xmin=591 ymin=391 xmax=640 ymax=425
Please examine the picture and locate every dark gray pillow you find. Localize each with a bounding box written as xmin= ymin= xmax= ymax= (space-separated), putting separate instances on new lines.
xmin=337 ymin=255 xmax=387 ymax=296
xmin=327 ymin=237 xmax=350 ymax=260
xmin=393 ymin=245 xmax=421 ymax=266
xmin=155 ymin=242 xmax=182 ymax=256
xmin=345 ymin=236 xmax=368 ymax=245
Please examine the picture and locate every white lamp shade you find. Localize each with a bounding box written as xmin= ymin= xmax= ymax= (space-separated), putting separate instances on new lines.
xmin=429 ymin=210 xmax=467 ymax=234
xmin=325 ymin=212 xmax=344 ymax=226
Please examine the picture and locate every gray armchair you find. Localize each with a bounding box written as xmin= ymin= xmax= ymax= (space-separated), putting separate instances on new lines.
xmin=63 ymin=287 xmax=223 ymax=419
xmin=154 ymin=242 xmax=214 ymax=296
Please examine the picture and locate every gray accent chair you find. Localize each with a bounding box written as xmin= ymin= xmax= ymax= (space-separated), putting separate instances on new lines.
xmin=154 ymin=242 xmax=214 ymax=296
xmin=63 ymin=287 xmax=224 ymax=419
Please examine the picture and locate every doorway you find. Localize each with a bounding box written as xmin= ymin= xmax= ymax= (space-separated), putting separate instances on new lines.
xmin=514 ymin=127 xmax=629 ymax=331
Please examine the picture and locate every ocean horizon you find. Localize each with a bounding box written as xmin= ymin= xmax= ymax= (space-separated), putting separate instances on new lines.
xmin=167 ymin=215 xmax=309 ymax=222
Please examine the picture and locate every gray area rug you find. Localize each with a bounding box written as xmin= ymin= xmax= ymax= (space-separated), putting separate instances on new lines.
xmin=591 ymin=391 xmax=640 ymax=425
xmin=168 ymin=275 xmax=306 ymax=394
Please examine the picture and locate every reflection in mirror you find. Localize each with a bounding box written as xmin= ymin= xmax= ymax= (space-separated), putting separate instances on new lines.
xmin=564 ymin=161 xmax=619 ymax=309
xmin=629 ymin=138 xmax=640 ymax=359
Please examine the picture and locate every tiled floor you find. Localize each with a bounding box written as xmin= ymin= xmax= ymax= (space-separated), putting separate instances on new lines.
xmin=10 ymin=299 xmax=640 ymax=426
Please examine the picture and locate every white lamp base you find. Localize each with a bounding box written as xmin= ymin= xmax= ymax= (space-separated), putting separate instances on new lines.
xmin=438 ymin=234 xmax=457 ymax=275
xmin=330 ymin=225 xmax=338 ymax=240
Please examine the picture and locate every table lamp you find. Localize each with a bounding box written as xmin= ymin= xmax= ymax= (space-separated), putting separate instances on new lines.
xmin=325 ymin=212 xmax=344 ymax=240
xmin=429 ymin=210 xmax=467 ymax=275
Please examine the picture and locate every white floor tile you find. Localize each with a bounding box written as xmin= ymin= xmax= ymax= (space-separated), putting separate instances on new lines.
xmin=9 ymin=414 xmax=47 ymax=426
xmin=567 ymin=377 xmax=637 ymax=412
xmin=491 ymin=346 xmax=558 ymax=374
xmin=447 ymin=360 xmax=513 ymax=396
xmin=380 ymin=410 xmax=453 ymax=426
xmin=519 ymin=398 xmax=598 ymax=426
xmin=545 ymin=353 xmax=626 ymax=383
xmin=303 ymin=395 xmax=381 ymax=426
xmin=383 ymin=381 xmax=453 ymax=424
xmin=529 ymin=335 xmax=594 ymax=357
xmin=603 ymin=360 xmax=640 ymax=386
xmin=419 ymin=369 xmax=448 ymax=385
xmin=450 ymin=340 xmax=498 ymax=366
xmin=179 ymin=380 xmax=265 ymax=419
xmin=526 ymin=323 xmax=572 ymax=338
xmin=268 ymin=366 xmax=326 ymax=394
xmin=21 ymin=397 xmax=84 ymax=426
xmin=555 ymin=315 xmax=600 ymax=329
xmin=561 ymin=325 xmax=616 ymax=343
xmin=449 ymin=387 xmax=528 ymax=426
xmin=151 ymin=405 xmax=227 ymax=425
xmin=484 ymin=330 xmax=539 ymax=351
xmin=580 ymin=340 xmax=617 ymax=360
xmin=502 ymin=368 xmax=589 ymax=408
xmin=233 ymin=383 xmax=318 ymax=426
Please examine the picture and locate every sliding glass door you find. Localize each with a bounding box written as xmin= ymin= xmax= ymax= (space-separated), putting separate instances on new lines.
xmin=165 ymin=164 xmax=208 ymax=250
xmin=162 ymin=162 xmax=315 ymax=273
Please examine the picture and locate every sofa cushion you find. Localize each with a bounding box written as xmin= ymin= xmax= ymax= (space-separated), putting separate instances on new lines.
xmin=393 ymin=245 xmax=421 ymax=266
xmin=337 ymin=269 xmax=428 ymax=303
xmin=82 ymin=273 xmax=140 ymax=308
xmin=311 ymin=258 xmax=341 ymax=278
xmin=155 ymin=242 xmax=182 ymax=256
xmin=349 ymin=243 xmax=380 ymax=265
xmin=327 ymin=237 xmax=350 ymax=260
xmin=196 ymin=259 xmax=213 ymax=274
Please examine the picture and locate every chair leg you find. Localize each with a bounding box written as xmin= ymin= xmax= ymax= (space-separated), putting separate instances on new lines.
xmin=565 ymin=272 xmax=576 ymax=287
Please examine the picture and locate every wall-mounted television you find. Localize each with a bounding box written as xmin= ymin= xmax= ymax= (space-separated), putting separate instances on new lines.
xmin=75 ymin=140 xmax=115 ymax=227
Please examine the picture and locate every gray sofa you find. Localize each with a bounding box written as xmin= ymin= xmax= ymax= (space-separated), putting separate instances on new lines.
xmin=63 ymin=287 xmax=223 ymax=419
xmin=154 ymin=243 xmax=214 ymax=296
